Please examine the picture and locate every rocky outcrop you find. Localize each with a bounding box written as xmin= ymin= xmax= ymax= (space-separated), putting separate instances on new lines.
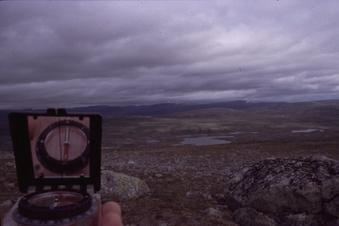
xmin=101 ymin=170 xmax=150 ymax=201
xmin=225 ymin=155 xmax=339 ymax=226
xmin=233 ymin=207 xmax=277 ymax=226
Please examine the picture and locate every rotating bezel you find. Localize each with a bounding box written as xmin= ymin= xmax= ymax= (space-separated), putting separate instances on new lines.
xmin=17 ymin=189 xmax=92 ymax=220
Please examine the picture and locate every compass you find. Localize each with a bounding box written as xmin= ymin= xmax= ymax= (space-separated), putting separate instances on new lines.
xmin=4 ymin=109 xmax=102 ymax=226
xmin=36 ymin=120 xmax=90 ymax=174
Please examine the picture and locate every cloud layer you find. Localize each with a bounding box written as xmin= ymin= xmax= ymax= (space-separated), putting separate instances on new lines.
xmin=1 ymin=1 xmax=339 ymax=109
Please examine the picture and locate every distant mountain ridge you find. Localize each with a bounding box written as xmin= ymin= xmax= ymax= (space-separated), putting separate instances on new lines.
xmin=70 ymin=101 xmax=289 ymax=116
xmin=72 ymin=101 xmax=256 ymax=116
xmin=71 ymin=99 xmax=339 ymax=117
xmin=1 ymin=99 xmax=339 ymax=117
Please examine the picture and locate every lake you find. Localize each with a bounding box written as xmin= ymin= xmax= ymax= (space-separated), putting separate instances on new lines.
xmin=291 ymin=129 xmax=324 ymax=133
xmin=179 ymin=136 xmax=232 ymax=146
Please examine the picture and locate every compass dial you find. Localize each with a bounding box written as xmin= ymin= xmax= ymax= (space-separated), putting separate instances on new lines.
xmin=43 ymin=125 xmax=87 ymax=161
xmin=36 ymin=120 xmax=90 ymax=174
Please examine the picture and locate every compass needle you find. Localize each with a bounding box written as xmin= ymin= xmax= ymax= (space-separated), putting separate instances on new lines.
xmin=63 ymin=127 xmax=70 ymax=161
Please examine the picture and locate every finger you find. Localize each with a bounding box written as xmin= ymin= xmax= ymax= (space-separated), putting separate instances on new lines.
xmin=102 ymin=201 xmax=122 ymax=216
xmin=102 ymin=212 xmax=123 ymax=226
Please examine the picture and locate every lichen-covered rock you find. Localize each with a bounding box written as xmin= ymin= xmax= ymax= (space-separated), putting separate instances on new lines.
xmin=101 ymin=170 xmax=150 ymax=201
xmin=205 ymin=207 xmax=223 ymax=218
xmin=325 ymin=196 xmax=339 ymax=218
xmin=233 ymin=207 xmax=277 ymax=226
xmin=225 ymin=155 xmax=339 ymax=225
xmin=283 ymin=213 xmax=319 ymax=226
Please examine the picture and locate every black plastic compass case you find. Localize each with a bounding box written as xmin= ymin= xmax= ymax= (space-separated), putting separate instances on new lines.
xmin=3 ymin=109 xmax=102 ymax=226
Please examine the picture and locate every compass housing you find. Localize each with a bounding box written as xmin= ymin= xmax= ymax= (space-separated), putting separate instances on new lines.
xmin=16 ymin=189 xmax=92 ymax=220
xmin=8 ymin=109 xmax=102 ymax=193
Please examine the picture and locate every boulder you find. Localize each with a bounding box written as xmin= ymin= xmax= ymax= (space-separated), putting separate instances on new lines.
xmin=205 ymin=207 xmax=223 ymax=218
xmin=283 ymin=213 xmax=319 ymax=226
xmin=101 ymin=170 xmax=150 ymax=201
xmin=325 ymin=196 xmax=339 ymax=218
xmin=225 ymin=155 xmax=339 ymax=225
xmin=233 ymin=207 xmax=277 ymax=226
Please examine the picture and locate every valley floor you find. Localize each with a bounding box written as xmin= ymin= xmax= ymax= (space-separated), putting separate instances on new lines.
xmin=1 ymin=140 xmax=339 ymax=225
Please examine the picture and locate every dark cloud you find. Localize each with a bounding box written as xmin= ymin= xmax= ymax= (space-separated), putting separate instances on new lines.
xmin=0 ymin=1 xmax=339 ymax=109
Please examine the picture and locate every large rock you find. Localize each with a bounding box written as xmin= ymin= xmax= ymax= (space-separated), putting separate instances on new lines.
xmin=233 ymin=207 xmax=277 ymax=226
xmin=101 ymin=170 xmax=150 ymax=201
xmin=283 ymin=213 xmax=319 ymax=226
xmin=225 ymin=155 xmax=339 ymax=226
xmin=325 ymin=196 xmax=339 ymax=218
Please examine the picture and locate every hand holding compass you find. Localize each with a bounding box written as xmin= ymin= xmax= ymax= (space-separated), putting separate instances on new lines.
xmin=4 ymin=109 xmax=102 ymax=226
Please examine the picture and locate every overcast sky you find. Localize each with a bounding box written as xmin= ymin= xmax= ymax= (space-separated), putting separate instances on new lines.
xmin=1 ymin=1 xmax=339 ymax=109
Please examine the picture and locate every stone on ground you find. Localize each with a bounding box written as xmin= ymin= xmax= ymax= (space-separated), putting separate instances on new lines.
xmin=225 ymin=155 xmax=339 ymax=226
xmin=101 ymin=170 xmax=150 ymax=201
